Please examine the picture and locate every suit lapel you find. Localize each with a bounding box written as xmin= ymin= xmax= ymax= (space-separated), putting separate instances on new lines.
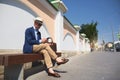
xmin=31 ymin=27 xmax=36 ymax=40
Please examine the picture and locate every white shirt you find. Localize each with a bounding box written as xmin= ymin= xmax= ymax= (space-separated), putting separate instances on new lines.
xmin=33 ymin=26 xmax=41 ymax=43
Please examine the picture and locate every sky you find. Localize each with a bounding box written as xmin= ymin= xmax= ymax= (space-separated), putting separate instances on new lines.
xmin=63 ymin=0 xmax=120 ymax=44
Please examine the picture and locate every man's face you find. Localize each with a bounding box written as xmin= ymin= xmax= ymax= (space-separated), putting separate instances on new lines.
xmin=34 ymin=20 xmax=43 ymax=29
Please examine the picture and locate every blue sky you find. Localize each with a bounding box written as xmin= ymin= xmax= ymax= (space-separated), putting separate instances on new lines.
xmin=63 ymin=0 xmax=120 ymax=44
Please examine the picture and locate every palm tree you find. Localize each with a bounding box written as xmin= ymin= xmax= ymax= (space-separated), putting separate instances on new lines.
xmin=79 ymin=22 xmax=98 ymax=49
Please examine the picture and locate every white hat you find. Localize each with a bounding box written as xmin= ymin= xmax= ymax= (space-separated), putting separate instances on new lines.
xmin=34 ymin=17 xmax=43 ymax=22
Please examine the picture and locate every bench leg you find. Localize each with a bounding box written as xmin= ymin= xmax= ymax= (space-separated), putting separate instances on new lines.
xmin=4 ymin=64 xmax=24 ymax=80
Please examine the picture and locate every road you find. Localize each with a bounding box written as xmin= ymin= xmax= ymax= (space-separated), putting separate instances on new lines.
xmin=26 ymin=52 xmax=120 ymax=80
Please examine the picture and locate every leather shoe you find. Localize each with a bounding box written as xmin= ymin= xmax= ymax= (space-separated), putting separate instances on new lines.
xmin=48 ymin=72 xmax=61 ymax=78
xmin=57 ymin=58 xmax=69 ymax=65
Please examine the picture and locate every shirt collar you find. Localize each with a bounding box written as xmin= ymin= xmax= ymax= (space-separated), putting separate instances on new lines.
xmin=33 ymin=26 xmax=38 ymax=32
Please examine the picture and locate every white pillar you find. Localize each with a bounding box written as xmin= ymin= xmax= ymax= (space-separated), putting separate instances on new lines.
xmin=55 ymin=11 xmax=64 ymax=52
xmin=76 ymin=31 xmax=80 ymax=51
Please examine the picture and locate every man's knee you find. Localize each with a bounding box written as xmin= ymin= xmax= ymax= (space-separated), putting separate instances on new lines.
xmin=40 ymin=49 xmax=47 ymax=53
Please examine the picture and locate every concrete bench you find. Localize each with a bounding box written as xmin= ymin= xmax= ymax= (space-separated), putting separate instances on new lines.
xmin=0 ymin=43 xmax=61 ymax=80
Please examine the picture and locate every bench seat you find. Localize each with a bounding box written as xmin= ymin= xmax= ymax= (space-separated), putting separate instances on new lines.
xmin=0 ymin=52 xmax=61 ymax=66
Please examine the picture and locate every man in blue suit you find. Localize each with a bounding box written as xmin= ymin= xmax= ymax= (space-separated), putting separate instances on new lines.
xmin=23 ymin=17 xmax=68 ymax=78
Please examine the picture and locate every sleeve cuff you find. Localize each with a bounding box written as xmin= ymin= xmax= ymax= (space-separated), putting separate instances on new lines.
xmin=39 ymin=40 xmax=42 ymax=43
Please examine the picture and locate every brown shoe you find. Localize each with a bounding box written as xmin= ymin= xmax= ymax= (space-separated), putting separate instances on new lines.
xmin=48 ymin=72 xmax=61 ymax=78
xmin=57 ymin=58 xmax=69 ymax=65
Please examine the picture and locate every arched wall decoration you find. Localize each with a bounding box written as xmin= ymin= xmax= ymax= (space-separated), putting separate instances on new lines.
xmin=62 ymin=33 xmax=76 ymax=50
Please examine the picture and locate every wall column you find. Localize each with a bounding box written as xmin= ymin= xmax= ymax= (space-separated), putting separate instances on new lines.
xmin=55 ymin=11 xmax=64 ymax=52
xmin=74 ymin=25 xmax=80 ymax=53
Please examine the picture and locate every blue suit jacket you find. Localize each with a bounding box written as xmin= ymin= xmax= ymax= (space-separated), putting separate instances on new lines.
xmin=23 ymin=27 xmax=41 ymax=53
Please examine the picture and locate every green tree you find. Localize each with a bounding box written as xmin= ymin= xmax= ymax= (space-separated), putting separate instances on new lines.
xmin=79 ymin=22 xmax=98 ymax=48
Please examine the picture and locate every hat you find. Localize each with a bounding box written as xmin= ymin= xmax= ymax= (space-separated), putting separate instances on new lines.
xmin=34 ymin=17 xmax=43 ymax=22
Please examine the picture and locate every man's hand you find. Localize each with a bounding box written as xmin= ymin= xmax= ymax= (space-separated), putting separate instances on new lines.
xmin=41 ymin=38 xmax=47 ymax=43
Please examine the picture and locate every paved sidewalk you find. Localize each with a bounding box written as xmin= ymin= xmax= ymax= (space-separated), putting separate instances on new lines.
xmin=26 ymin=52 xmax=120 ymax=80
